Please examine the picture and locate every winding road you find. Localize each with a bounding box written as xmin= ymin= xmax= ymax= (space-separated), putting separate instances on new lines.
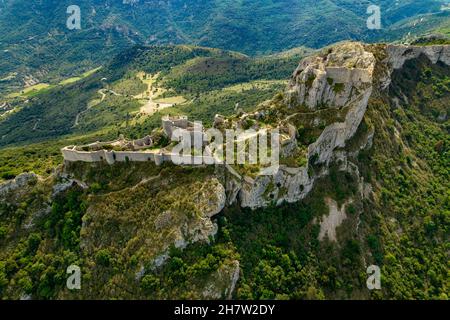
xmin=72 ymin=89 xmax=121 ymax=127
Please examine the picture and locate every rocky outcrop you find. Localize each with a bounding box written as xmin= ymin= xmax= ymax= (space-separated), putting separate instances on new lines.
xmin=80 ymin=174 xmax=225 ymax=273
xmin=201 ymin=260 xmax=240 ymax=299
xmin=290 ymin=42 xmax=376 ymax=165
xmin=0 ymin=172 xmax=38 ymax=197
xmin=52 ymin=177 xmax=88 ymax=197
xmin=239 ymin=165 xmax=315 ymax=208
xmin=318 ymin=198 xmax=351 ymax=242
xmin=198 ymin=178 xmax=226 ymax=218
xmin=226 ymin=260 xmax=240 ymax=299
xmin=382 ymin=44 xmax=450 ymax=89
xmin=237 ymin=42 xmax=376 ymax=209
xmin=386 ymin=44 xmax=450 ymax=70
xmin=308 ymin=85 xmax=372 ymax=165
xmin=286 ymin=42 xmax=375 ymax=109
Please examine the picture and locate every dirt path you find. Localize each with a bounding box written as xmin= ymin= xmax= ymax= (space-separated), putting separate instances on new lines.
xmin=32 ymin=118 xmax=41 ymax=131
xmin=72 ymin=73 xmax=176 ymax=128
xmin=73 ymin=89 xmax=119 ymax=127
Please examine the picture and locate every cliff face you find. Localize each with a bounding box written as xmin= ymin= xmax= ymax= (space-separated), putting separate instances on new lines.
xmin=53 ymin=42 xmax=449 ymax=212
xmin=286 ymin=42 xmax=375 ymax=109
xmin=303 ymin=43 xmax=375 ymax=166
xmin=385 ymin=45 xmax=450 ymax=72
xmin=237 ymin=42 xmax=375 ymax=209
xmin=234 ymin=42 xmax=450 ymax=209
xmin=0 ymin=173 xmax=38 ymax=197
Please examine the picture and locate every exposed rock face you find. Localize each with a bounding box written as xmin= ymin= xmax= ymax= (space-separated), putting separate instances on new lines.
xmin=318 ymin=198 xmax=352 ymax=242
xmin=52 ymin=178 xmax=88 ymax=197
xmin=80 ymin=174 xmax=225 ymax=272
xmin=308 ymin=85 xmax=372 ymax=165
xmin=286 ymin=42 xmax=375 ymax=109
xmin=386 ymin=44 xmax=450 ymax=70
xmin=290 ymin=42 xmax=376 ymax=165
xmin=61 ymin=43 xmax=450 ymax=214
xmin=233 ymin=42 xmax=450 ymax=210
xmin=237 ymin=42 xmax=376 ymax=209
xmin=201 ymin=260 xmax=240 ymax=299
xmin=0 ymin=172 xmax=38 ymax=196
xmin=381 ymin=44 xmax=450 ymax=89
xmin=49 ymin=42 xmax=450 ymax=290
xmin=226 ymin=260 xmax=240 ymax=299
xmin=198 ymin=178 xmax=226 ymax=218
xmin=239 ymin=166 xmax=314 ymax=209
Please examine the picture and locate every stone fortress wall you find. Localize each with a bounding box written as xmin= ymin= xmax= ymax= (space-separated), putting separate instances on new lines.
xmin=62 ymin=113 xmax=296 ymax=167
xmin=61 ymin=42 xmax=450 ymax=209
xmin=62 ymin=116 xmax=209 ymax=165
xmin=62 ymin=145 xmax=168 ymax=165
xmin=61 ymin=145 xmax=218 ymax=166
xmin=62 ymin=115 xmax=234 ymax=166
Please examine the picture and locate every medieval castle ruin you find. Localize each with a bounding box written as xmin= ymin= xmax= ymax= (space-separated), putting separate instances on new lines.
xmin=62 ymin=114 xmax=296 ymax=166
xmin=62 ymin=116 xmax=206 ymax=165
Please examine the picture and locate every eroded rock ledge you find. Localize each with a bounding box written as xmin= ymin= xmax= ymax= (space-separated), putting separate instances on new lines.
xmin=233 ymin=42 xmax=450 ymax=209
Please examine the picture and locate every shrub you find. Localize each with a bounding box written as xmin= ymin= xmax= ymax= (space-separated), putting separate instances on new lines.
xmin=333 ymin=83 xmax=345 ymax=94
xmin=1 ymin=172 xmax=16 ymax=180
xmin=141 ymin=274 xmax=159 ymax=293
xmin=96 ymin=249 xmax=112 ymax=267
xmin=27 ymin=233 xmax=42 ymax=254
xmin=0 ymin=226 xmax=7 ymax=240
xmin=89 ymin=182 xmax=102 ymax=193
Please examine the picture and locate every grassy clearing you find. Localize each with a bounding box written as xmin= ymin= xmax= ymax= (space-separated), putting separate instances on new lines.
xmin=59 ymin=67 xmax=102 ymax=85
xmin=6 ymin=83 xmax=52 ymax=98
xmin=5 ymin=67 xmax=102 ymax=99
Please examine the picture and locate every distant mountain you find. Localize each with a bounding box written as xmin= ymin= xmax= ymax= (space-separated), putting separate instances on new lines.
xmin=0 ymin=0 xmax=448 ymax=90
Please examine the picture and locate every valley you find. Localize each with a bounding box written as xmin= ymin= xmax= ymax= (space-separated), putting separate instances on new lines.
xmin=0 ymin=1 xmax=449 ymax=93
xmin=0 ymin=44 xmax=305 ymax=180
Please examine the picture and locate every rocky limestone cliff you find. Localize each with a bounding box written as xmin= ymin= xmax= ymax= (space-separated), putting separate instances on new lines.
xmin=233 ymin=42 xmax=450 ymax=209
xmin=381 ymin=44 xmax=450 ymax=89
xmin=0 ymin=172 xmax=38 ymax=196
xmin=286 ymin=42 xmax=375 ymax=109
xmin=2 ymin=41 xmax=448 ymax=300
xmin=80 ymin=175 xmax=226 ymax=263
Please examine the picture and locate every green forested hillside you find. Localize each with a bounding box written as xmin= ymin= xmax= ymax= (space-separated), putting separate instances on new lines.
xmin=0 ymin=45 xmax=306 ymax=147
xmin=0 ymin=0 xmax=448 ymax=91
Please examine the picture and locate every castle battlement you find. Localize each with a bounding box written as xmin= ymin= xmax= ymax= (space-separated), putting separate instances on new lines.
xmin=62 ymin=115 xmax=294 ymax=167
xmin=62 ymin=116 xmax=213 ymax=166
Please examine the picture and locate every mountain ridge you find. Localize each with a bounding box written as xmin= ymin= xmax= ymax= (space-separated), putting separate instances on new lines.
xmin=1 ymin=0 xmax=449 ymax=91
